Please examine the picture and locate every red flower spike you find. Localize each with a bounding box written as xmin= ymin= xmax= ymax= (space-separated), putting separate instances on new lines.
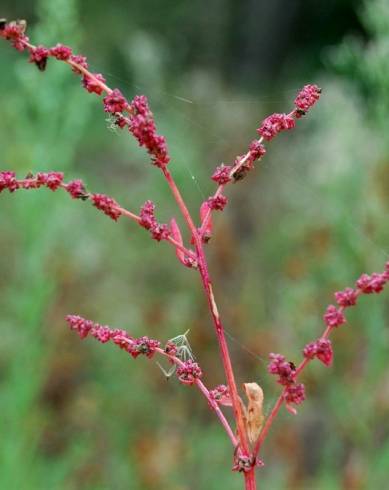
xmin=1 ymin=21 xmax=29 ymax=51
xmin=50 ymin=43 xmax=72 ymax=60
xmin=284 ymin=383 xmax=305 ymax=405
xmin=65 ymin=179 xmax=88 ymax=199
xmin=356 ymin=272 xmax=387 ymax=294
xmin=0 ymin=171 xmax=18 ymax=193
xmin=91 ymin=193 xmax=122 ymax=221
xmin=323 ymin=305 xmax=346 ymax=328
xmin=103 ymin=88 xmax=128 ymax=114
xmin=130 ymin=336 xmax=161 ymax=359
xmin=65 ymin=315 xmax=93 ymax=339
xmin=150 ymin=223 xmax=170 ymax=242
xmin=268 ymin=353 xmax=296 ymax=386
xmin=139 ymin=200 xmax=157 ymax=230
xmin=303 ymin=338 xmax=333 ymax=367
xmin=258 ymin=113 xmax=295 ymax=141
xmin=294 ymin=84 xmax=321 ymax=113
xmin=176 ymin=359 xmax=202 ymax=385
xmin=82 ymin=73 xmax=106 ymax=95
xmin=334 ymin=287 xmax=358 ymax=307
xmin=164 ymin=341 xmax=178 ymax=357
xmin=91 ymin=324 xmax=112 ymax=343
xmin=29 ymin=45 xmax=49 ymax=71
xmin=211 ymin=164 xmax=232 ymax=185
xmin=248 ymin=140 xmax=266 ymax=161
xmin=46 ymin=172 xmax=64 ymax=191
xmin=210 ymin=385 xmax=232 ymax=406
xmin=207 ymin=195 xmax=228 ymax=211
xmin=69 ymin=54 xmax=88 ymax=74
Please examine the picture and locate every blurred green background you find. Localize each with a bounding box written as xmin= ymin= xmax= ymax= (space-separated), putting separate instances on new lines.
xmin=1 ymin=0 xmax=389 ymax=489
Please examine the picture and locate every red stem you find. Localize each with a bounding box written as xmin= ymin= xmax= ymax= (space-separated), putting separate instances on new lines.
xmin=161 ymin=167 xmax=252 ymax=462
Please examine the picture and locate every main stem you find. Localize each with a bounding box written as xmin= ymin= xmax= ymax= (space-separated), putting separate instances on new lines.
xmin=161 ymin=167 xmax=255 ymax=489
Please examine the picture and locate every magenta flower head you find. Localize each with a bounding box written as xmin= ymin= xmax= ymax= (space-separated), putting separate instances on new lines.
xmin=50 ymin=43 xmax=72 ymax=60
xmin=91 ymin=193 xmax=122 ymax=221
xmin=294 ymin=84 xmax=321 ymax=115
xmin=103 ymin=89 xmax=128 ymax=114
xmin=334 ymin=287 xmax=358 ymax=307
xmin=82 ymin=73 xmax=106 ymax=95
xmin=176 ymin=360 xmax=203 ymax=385
xmin=29 ymin=45 xmax=49 ymax=71
xmin=268 ymin=353 xmax=296 ymax=386
xmin=211 ymin=164 xmax=232 ymax=185
xmin=323 ymin=305 xmax=346 ymax=328
xmin=303 ymin=338 xmax=333 ymax=366
xmin=0 ymin=171 xmax=18 ymax=192
xmin=66 ymin=314 xmax=93 ymax=339
xmin=258 ymin=113 xmax=295 ymax=141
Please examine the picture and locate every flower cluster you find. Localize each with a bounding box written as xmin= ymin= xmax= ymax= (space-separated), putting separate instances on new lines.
xmin=0 ymin=19 xmax=28 ymax=51
xmin=66 ymin=314 xmax=160 ymax=359
xmin=29 ymin=45 xmax=49 ymax=71
xmin=0 ymin=170 xmax=64 ymax=193
xmin=209 ymin=384 xmax=231 ymax=405
xmin=268 ymin=353 xmax=305 ymax=408
xmin=211 ymin=165 xmax=232 ymax=185
xmin=1 ymin=20 xmax=170 ymax=169
xmin=207 ymin=194 xmax=228 ymax=211
xmin=176 ymin=360 xmax=203 ymax=385
xmin=91 ymin=194 xmax=122 ymax=221
xmin=139 ymin=200 xmax=170 ymax=241
xmin=303 ymin=338 xmax=333 ymax=366
xmin=268 ymin=353 xmax=296 ymax=386
xmin=258 ymin=113 xmax=295 ymax=141
xmin=294 ymin=84 xmax=321 ymax=115
xmin=82 ymin=73 xmax=106 ymax=95
xmin=103 ymin=89 xmax=128 ymax=114
xmin=323 ymin=305 xmax=346 ymax=328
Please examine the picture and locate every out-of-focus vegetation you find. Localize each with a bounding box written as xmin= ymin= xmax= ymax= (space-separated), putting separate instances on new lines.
xmin=0 ymin=0 xmax=388 ymax=489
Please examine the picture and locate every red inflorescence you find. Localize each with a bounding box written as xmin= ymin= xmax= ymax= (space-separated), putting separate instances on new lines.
xmin=50 ymin=43 xmax=72 ymax=60
xmin=164 ymin=341 xmax=178 ymax=357
xmin=82 ymin=73 xmax=106 ymax=95
xmin=284 ymin=383 xmax=305 ymax=405
xmin=1 ymin=22 xmax=29 ymax=51
xmin=128 ymin=95 xmax=170 ymax=168
xmin=45 ymin=172 xmax=64 ymax=190
xmin=176 ymin=360 xmax=203 ymax=385
xmin=209 ymin=384 xmax=231 ymax=405
xmin=211 ymin=164 xmax=232 ymax=185
xmin=129 ymin=336 xmax=161 ymax=359
xmin=139 ymin=200 xmax=170 ymax=241
xmin=303 ymin=338 xmax=333 ymax=367
xmin=294 ymin=84 xmax=321 ymax=114
xmin=91 ymin=193 xmax=122 ymax=221
xmin=334 ymin=287 xmax=358 ymax=307
xmin=248 ymin=140 xmax=267 ymax=160
xmin=29 ymin=45 xmax=49 ymax=71
xmin=323 ymin=305 xmax=346 ymax=328
xmin=139 ymin=200 xmax=157 ymax=230
xmin=65 ymin=179 xmax=88 ymax=199
xmin=356 ymin=272 xmax=387 ymax=294
xmin=91 ymin=324 xmax=112 ymax=343
xmin=258 ymin=113 xmax=295 ymax=141
xmin=103 ymin=89 xmax=128 ymax=114
xmin=207 ymin=195 xmax=228 ymax=211
xmin=268 ymin=353 xmax=296 ymax=386
xmin=66 ymin=314 xmax=93 ymax=339
xmin=0 ymin=171 xmax=18 ymax=192
xmin=69 ymin=54 xmax=88 ymax=73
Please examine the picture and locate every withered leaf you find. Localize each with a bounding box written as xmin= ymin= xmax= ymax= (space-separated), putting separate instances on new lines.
xmin=243 ymin=382 xmax=264 ymax=444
